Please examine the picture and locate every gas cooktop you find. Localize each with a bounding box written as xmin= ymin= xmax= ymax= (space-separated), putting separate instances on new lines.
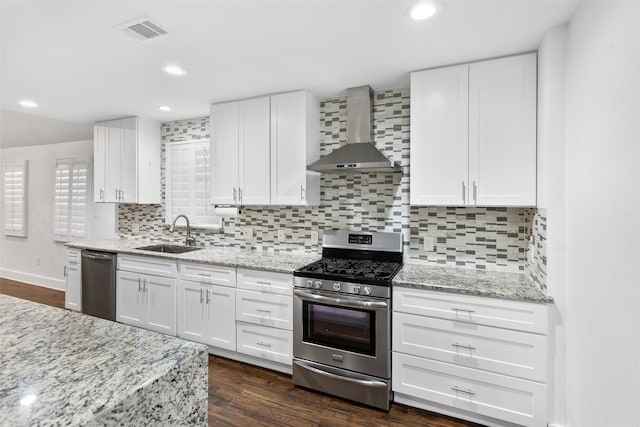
xmin=294 ymin=257 xmax=402 ymax=286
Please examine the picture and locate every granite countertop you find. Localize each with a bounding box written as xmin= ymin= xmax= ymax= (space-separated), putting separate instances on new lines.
xmin=393 ymin=264 xmax=553 ymax=304
xmin=66 ymin=238 xmax=321 ymax=274
xmin=0 ymin=295 xmax=208 ymax=426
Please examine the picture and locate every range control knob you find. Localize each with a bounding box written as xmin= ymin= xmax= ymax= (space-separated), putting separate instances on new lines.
xmin=313 ymin=281 xmax=323 ymax=289
xmin=352 ymin=286 xmax=361 ymax=294
xmin=333 ymin=283 xmax=341 ymax=291
xmin=305 ymin=280 xmax=313 ymax=288
xmin=362 ymin=287 xmax=372 ymax=296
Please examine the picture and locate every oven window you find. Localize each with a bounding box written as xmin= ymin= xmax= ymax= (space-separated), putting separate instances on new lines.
xmin=303 ymin=301 xmax=375 ymax=356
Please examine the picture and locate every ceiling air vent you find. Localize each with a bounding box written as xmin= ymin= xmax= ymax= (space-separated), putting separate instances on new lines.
xmin=119 ymin=17 xmax=169 ymax=42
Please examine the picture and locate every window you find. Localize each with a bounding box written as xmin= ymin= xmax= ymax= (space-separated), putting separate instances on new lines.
xmin=165 ymin=139 xmax=220 ymax=228
xmin=3 ymin=160 xmax=28 ymax=237
xmin=53 ymin=159 xmax=88 ymax=241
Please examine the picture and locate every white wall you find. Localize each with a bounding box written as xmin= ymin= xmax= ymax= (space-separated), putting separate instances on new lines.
xmin=537 ymin=23 xmax=568 ymax=426
xmin=563 ymin=2 xmax=640 ymax=426
xmin=0 ymin=140 xmax=116 ymax=290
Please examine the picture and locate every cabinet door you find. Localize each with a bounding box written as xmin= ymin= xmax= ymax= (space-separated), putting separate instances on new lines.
xmin=210 ymin=101 xmax=240 ymax=205
xmin=105 ymin=119 xmax=122 ymax=202
xmin=119 ymin=117 xmax=138 ymax=203
xmin=116 ymin=270 xmax=146 ymax=326
xmin=145 ymin=274 xmax=176 ymax=335
xmin=65 ymin=249 xmax=82 ymax=311
xmin=93 ymin=125 xmax=108 ymax=202
xmin=469 ymin=53 xmax=537 ymax=206
xmin=270 ymin=91 xmax=307 ymax=205
xmin=238 ymin=96 xmax=270 ymax=205
xmin=410 ymin=65 xmax=469 ymax=206
xmin=177 ymin=280 xmax=208 ymax=342
xmin=205 ymin=285 xmax=236 ymax=350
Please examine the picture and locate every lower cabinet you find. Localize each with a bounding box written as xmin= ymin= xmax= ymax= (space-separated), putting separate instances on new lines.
xmin=64 ymin=249 xmax=82 ymax=312
xmin=393 ymin=287 xmax=549 ymax=427
xmin=177 ymin=280 xmax=236 ymax=351
xmin=236 ymin=322 xmax=292 ymax=365
xmin=116 ymin=255 xmax=177 ymax=336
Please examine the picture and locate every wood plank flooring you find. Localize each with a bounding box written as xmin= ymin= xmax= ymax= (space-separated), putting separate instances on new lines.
xmin=1 ymin=279 xmax=480 ymax=427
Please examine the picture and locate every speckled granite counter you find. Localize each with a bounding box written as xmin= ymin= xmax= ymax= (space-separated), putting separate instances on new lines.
xmin=0 ymin=295 xmax=208 ymax=426
xmin=393 ymin=264 xmax=553 ymax=304
xmin=66 ymin=238 xmax=320 ymax=274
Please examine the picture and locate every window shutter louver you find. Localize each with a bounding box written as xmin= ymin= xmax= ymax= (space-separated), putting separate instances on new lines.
xmin=53 ymin=159 xmax=88 ymax=241
xmin=3 ymin=160 xmax=28 ymax=237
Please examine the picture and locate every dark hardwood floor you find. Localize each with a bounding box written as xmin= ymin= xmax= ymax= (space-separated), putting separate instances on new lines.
xmin=1 ymin=278 xmax=480 ymax=427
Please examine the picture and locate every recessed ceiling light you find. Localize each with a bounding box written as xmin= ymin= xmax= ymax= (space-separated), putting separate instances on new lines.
xmin=162 ymin=65 xmax=187 ymax=76
xmin=158 ymin=105 xmax=171 ymax=111
xmin=19 ymin=100 xmax=38 ymax=108
xmin=410 ymin=2 xmax=439 ymax=20
xmin=20 ymin=394 xmax=36 ymax=406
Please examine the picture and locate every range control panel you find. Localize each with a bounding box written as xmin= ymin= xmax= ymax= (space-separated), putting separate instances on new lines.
xmin=348 ymin=233 xmax=372 ymax=245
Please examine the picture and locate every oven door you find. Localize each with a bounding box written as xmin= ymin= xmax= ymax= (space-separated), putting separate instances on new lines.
xmin=293 ymin=288 xmax=390 ymax=379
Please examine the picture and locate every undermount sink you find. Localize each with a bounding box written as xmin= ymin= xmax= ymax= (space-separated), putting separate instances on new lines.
xmin=135 ymin=244 xmax=202 ymax=254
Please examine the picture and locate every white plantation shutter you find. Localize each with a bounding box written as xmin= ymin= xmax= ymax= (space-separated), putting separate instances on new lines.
xmin=165 ymin=139 xmax=220 ymax=227
xmin=3 ymin=160 xmax=28 ymax=237
xmin=54 ymin=159 xmax=88 ymax=241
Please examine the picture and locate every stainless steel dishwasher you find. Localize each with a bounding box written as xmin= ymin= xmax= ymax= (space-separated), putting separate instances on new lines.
xmin=81 ymin=250 xmax=116 ymax=321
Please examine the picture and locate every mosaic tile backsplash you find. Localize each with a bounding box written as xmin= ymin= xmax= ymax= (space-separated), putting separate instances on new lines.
xmin=118 ymin=87 xmax=547 ymax=289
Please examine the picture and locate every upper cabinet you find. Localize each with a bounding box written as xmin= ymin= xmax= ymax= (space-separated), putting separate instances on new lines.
xmin=210 ymin=90 xmax=320 ymax=207
xmin=94 ymin=116 xmax=161 ymax=204
xmin=410 ymin=53 xmax=537 ymax=207
xmin=270 ymin=91 xmax=320 ymax=206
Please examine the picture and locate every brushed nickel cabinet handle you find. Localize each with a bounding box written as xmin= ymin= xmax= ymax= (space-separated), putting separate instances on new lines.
xmin=473 ymin=181 xmax=477 ymax=204
xmin=462 ymin=181 xmax=466 ymax=204
xmin=452 ymin=343 xmax=476 ymax=351
xmin=451 ymin=386 xmax=475 ymax=396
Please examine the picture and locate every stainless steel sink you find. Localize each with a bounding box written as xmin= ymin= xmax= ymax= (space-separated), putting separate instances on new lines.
xmin=135 ymin=244 xmax=202 ymax=254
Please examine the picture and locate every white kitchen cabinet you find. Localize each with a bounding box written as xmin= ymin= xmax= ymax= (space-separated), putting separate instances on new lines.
xmin=93 ymin=116 xmax=160 ymax=204
xmin=410 ymin=53 xmax=537 ymax=207
xmin=116 ymin=255 xmax=177 ymax=335
xmin=392 ymin=287 xmax=549 ymax=427
xmin=210 ymin=97 xmax=270 ymax=205
xmin=270 ymin=90 xmax=320 ymax=206
xmin=235 ymin=268 xmax=293 ymax=366
xmin=64 ymin=249 xmax=82 ymax=312
xmin=177 ymin=261 xmax=237 ymax=351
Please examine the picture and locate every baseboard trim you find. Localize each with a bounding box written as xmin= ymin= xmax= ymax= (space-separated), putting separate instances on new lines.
xmin=0 ymin=269 xmax=65 ymax=291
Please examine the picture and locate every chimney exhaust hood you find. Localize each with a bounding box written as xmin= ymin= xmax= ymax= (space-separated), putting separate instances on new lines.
xmin=307 ymin=85 xmax=401 ymax=174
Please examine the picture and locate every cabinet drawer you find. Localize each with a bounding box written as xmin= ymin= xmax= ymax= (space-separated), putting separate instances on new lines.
xmin=236 ymin=322 xmax=292 ymax=365
xmin=393 ymin=288 xmax=547 ymax=334
xmin=393 ymin=353 xmax=547 ymax=427
xmin=237 ymin=268 xmax=292 ymax=295
xmin=178 ymin=261 xmax=236 ymax=287
xmin=117 ymin=254 xmax=177 ymax=277
xmin=67 ymin=249 xmax=82 ymax=265
xmin=393 ymin=312 xmax=547 ymax=382
xmin=236 ymin=289 xmax=293 ymax=330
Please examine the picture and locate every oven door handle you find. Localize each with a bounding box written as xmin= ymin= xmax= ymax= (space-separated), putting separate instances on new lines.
xmin=294 ymin=360 xmax=388 ymax=388
xmin=293 ymin=289 xmax=388 ymax=309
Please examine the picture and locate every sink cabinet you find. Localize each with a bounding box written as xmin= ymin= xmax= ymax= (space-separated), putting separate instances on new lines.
xmin=94 ymin=116 xmax=161 ymax=204
xmin=116 ymin=254 xmax=177 ymax=335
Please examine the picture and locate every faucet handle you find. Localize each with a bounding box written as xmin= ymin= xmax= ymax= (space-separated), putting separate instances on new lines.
xmin=186 ymin=236 xmax=197 ymax=246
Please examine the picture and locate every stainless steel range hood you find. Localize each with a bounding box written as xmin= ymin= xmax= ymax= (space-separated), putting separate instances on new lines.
xmin=307 ymin=85 xmax=401 ymax=174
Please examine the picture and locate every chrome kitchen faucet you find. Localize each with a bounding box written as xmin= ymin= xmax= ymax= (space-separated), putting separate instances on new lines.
xmin=170 ymin=214 xmax=196 ymax=246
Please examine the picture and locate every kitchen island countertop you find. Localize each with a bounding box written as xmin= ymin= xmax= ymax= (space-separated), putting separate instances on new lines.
xmin=0 ymin=294 xmax=208 ymax=426
xmin=393 ymin=263 xmax=553 ymax=304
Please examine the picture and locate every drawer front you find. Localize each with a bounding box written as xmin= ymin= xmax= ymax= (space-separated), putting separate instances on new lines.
xmin=236 ymin=289 xmax=293 ymax=330
xmin=237 ymin=268 xmax=292 ymax=295
xmin=393 ymin=312 xmax=547 ymax=382
xmin=393 ymin=353 xmax=547 ymax=427
xmin=178 ymin=261 xmax=236 ymax=287
xmin=393 ymin=288 xmax=547 ymax=334
xmin=117 ymin=254 xmax=177 ymax=277
xmin=67 ymin=249 xmax=81 ymax=265
xmin=236 ymin=322 xmax=292 ymax=365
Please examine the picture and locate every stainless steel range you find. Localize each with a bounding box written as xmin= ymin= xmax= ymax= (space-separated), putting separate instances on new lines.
xmin=292 ymin=230 xmax=402 ymax=410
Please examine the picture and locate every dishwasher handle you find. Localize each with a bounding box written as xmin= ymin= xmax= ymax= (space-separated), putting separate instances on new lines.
xmin=83 ymin=251 xmax=115 ymax=261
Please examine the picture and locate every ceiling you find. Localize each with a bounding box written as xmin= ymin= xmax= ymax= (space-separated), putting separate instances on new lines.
xmin=0 ymin=0 xmax=580 ymax=148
